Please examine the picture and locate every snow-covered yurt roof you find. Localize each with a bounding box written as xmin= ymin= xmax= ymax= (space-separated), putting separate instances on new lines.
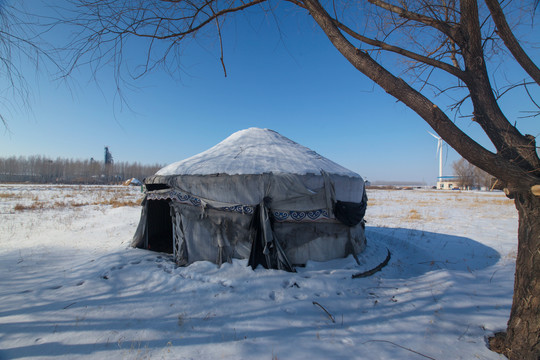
xmin=156 ymin=127 xmax=360 ymax=178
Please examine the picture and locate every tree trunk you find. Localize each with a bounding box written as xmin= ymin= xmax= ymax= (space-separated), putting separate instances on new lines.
xmin=492 ymin=191 xmax=540 ymax=359
xmin=299 ymin=1 xmax=540 ymax=357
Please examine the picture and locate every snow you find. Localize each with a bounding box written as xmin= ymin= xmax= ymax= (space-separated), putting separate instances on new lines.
xmin=0 ymin=184 xmax=516 ymax=359
xmin=156 ymin=128 xmax=360 ymax=177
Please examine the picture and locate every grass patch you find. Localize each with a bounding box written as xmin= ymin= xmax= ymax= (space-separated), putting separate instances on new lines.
xmin=93 ymin=198 xmax=141 ymax=208
xmin=0 ymin=193 xmax=20 ymax=199
xmin=14 ymin=198 xmax=141 ymax=211
xmin=405 ymin=209 xmax=422 ymax=220
xmin=14 ymin=201 xmax=46 ymax=211
xmin=476 ymin=198 xmax=514 ymax=206
xmin=13 ymin=204 xmax=27 ymax=211
xmin=72 ymin=202 xmax=90 ymax=207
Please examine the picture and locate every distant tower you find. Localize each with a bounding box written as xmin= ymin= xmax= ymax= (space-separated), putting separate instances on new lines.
xmin=104 ymin=146 xmax=114 ymax=183
xmin=104 ymin=146 xmax=114 ymax=165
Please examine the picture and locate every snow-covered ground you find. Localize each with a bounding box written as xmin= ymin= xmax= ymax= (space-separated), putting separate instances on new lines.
xmin=0 ymin=185 xmax=517 ymax=359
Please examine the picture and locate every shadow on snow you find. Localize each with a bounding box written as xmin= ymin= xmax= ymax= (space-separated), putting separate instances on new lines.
xmin=0 ymin=227 xmax=505 ymax=359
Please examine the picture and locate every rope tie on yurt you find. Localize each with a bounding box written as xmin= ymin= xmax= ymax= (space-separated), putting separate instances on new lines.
xmin=260 ymin=199 xmax=273 ymax=257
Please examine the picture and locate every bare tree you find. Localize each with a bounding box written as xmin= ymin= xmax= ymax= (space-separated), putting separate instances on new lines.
xmin=0 ymin=2 xmax=62 ymax=126
xmin=453 ymin=157 xmax=496 ymax=190
xmin=0 ymin=155 xmax=162 ymax=183
xmin=62 ymin=0 xmax=540 ymax=357
xmin=452 ymin=158 xmax=475 ymax=189
xmin=474 ymin=163 xmax=495 ymax=189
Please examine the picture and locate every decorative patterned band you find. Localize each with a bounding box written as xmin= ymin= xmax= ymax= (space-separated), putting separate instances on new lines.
xmin=146 ymin=190 xmax=330 ymax=222
xmin=273 ymin=209 xmax=330 ymax=222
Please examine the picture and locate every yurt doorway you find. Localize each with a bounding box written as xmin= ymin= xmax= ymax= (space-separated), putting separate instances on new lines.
xmin=146 ymin=199 xmax=173 ymax=253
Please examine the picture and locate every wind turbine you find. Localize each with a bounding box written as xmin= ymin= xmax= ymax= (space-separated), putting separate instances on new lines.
xmin=428 ymin=131 xmax=443 ymax=180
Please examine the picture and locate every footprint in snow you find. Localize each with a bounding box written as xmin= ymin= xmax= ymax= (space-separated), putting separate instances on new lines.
xmin=156 ymin=262 xmax=174 ymax=274
xmin=269 ymin=290 xmax=284 ymax=302
xmin=282 ymin=279 xmax=301 ymax=289
xmin=220 ymin=279 xmax=233 ymax=288
xmin=281 ymin=307 xmax=296 ymax=314
xmin=314 ymin=292 xmax=329 ymax=298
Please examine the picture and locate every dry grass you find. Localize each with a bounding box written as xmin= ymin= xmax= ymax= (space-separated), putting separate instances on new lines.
xmin=367 ymin=189 xmax=514 ymax=208
xmin=93 ymin=198 xmax=142 ymax=208
xmin=50 ymin=201 xmax=89 ymax=208
xmin=72 ymin=202 xmax=90 ymax=207
xmin=14 ymin=202 xmax=46 ymax=211
xmin=473 ymin=198 xmax=514 ymax=206
xmin=405 ymin=209 xmax=422 ymax=220
xmin=0 ymin=193 xmax=21 ymax=199
xmin=13 ymin=204 xmax=27 ymax=211
xmin=13 ymin=195 xmax=142 ymax=211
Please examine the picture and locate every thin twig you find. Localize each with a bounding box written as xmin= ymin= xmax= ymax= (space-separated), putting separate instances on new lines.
xmin=363 ymin=340 xmax=437 ymax=360
xmin=312 ymin=301 xmax=335 ymax=323
xmin=209 ymin=2 xmax=227 ymax=77
xmin=352 ymin=249 xmax=391 ymax=279
xmin=523 ymin=82 xmax=540 ymax=110
xmin=63 ymin=302 xmax=77 ymax=309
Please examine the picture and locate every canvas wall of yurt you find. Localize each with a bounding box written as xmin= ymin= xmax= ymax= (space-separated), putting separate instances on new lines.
xmin=132 ymin=128 xmax=367 ymax=271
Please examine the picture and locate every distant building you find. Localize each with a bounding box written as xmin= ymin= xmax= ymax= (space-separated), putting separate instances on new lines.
xmin=437 ymin=175 xmax=459 ymax=190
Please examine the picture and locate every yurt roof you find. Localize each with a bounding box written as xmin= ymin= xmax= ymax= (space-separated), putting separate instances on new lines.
xmin=156 ymin=128 xmax=360 ymax=177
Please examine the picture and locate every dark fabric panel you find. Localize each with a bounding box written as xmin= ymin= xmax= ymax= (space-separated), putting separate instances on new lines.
xmin=333 ymin=190 xmax=367 ymax=227
xmin=248 ymin=201 xmax=294 ymax=272
xmin=146 ymin=200 xmax=173 ymax=253
xmin=145 ymin=183 xmax=170 ymax=191
xmin=248 ymin=204 xmax=269 ymax=269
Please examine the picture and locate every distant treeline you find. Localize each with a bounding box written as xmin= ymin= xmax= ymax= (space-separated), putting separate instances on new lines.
xmin=0 ymin=155 xmax=163 ymax=184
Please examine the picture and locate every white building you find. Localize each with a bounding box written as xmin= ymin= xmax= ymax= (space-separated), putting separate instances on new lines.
xmin=437 ymin=176 xmax=459 ymax=190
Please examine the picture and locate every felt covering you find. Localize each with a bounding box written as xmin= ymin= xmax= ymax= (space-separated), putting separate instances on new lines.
xmin=132 ymin=128 xmax=367 ymax=270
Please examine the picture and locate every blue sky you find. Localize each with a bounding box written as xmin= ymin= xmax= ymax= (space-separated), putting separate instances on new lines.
xmin=1 ymin=1 xmax=538 ymax=184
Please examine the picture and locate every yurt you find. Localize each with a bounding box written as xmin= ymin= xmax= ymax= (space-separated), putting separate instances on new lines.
xmin=132 ymin=128 xmax=367 ymax=271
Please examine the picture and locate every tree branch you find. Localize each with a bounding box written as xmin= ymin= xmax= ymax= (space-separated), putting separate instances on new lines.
xmin=73 ymin=0 xmax=267 ymax=41
xmin=209 ymin=2 xmax=227 ymax=77
xmin=131 ymin=0 xmax=267 ymax=40
xmin=459 ymin=0 xmax=540 ymax=176
xmin=336 ymin=20 xmax=467 ymax=81
xmin=484 ymin=0 xmax=540 ymax=86
xmin=285 ymin=0 xmax=466 ymax=80
xmin=300 ymin=0 xmax=537 ymax=187
xmin=367 ymin=0 xmax=458 ymax=39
